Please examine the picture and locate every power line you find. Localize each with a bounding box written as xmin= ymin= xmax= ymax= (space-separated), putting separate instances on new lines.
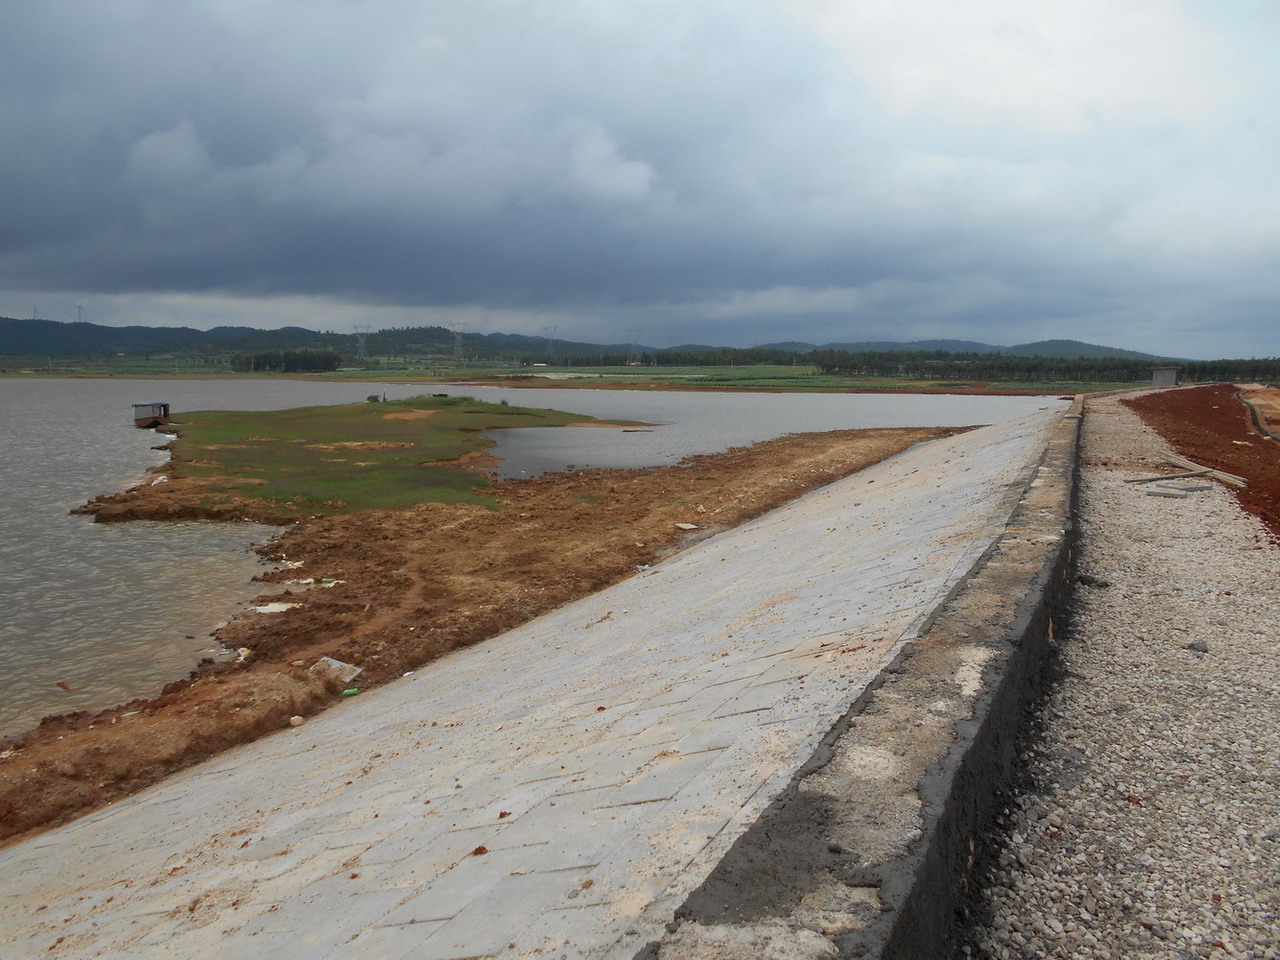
xmin=450 ymin=322 xmax=470 ymax=363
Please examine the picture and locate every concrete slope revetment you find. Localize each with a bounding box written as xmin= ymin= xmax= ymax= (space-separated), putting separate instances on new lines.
xmin=0 ymin=406 xmax=1068 ymax=960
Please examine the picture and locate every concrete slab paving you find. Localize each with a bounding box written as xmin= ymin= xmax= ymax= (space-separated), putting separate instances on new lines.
xmin=0 ymin=408 xmax=1064 ymax=960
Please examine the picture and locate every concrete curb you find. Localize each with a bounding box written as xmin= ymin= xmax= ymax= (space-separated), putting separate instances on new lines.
xmin=870 ymin=399 xmax=1081 ymax=959
xmin=653 ymin=400 xmax=1082 ymax=959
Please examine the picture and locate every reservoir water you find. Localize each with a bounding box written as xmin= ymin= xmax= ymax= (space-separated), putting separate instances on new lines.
xmin=0 ymin=378 xmax=1064 ymax=737
xmin=427 ymin=385 xmax=1065 ymax=477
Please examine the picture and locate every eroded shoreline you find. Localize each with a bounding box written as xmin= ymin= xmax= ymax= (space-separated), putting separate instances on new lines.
xmin=0 ymin=426 xmax=961 ymax=846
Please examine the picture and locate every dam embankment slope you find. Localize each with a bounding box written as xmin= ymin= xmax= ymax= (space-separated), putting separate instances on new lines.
xmin=0 ymin=405 xmax=1075 ymax=960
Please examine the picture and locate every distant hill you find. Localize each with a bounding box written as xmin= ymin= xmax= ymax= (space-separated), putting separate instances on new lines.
xmin=0 ymin=316 xmax=662 ymax=363
xmin=1000 ymin=339 xmax=1167 ymax=360
xmin=0 ymin=317 xmax=337 ymax=357
xmin=752 ymin=341 xmax=827 ymax=353
xmin=0 ymin=316 xmax=1173 ymax=363
xmin=482 ymin=331 xmax=649 ymax=356
xmin=664 ymin=343 xmax=720 ymax=353
xmin=756 ymin=339 xmax=1003 ymax=353
xmin=756 ymin=337 xmax=1168 ymax=360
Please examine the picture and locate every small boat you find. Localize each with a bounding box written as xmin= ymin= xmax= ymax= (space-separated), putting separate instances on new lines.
xmin=132 ymin=402 xmax=171 ymax=428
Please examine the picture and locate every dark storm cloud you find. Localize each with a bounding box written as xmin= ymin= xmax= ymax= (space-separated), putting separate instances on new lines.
xmin=3 ymin=2 xmax=853 ymax=299
xmin=1 ymin=1 xmax=1277 ymax=357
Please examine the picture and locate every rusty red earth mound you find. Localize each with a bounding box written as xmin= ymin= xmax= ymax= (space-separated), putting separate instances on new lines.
xmin=1122 ymin=383 xmax=1280 ymax=540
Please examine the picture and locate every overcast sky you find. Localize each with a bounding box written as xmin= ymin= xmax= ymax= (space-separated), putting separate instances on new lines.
xmin=2 ymin=1 xmax=1276 ymax=357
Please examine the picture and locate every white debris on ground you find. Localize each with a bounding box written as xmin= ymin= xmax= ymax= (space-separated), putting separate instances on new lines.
xmin=970 ymin=396 xmax=1280 ymax=960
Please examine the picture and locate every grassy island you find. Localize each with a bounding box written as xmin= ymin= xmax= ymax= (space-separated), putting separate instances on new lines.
xmin=125 ymin=395 xmax=636 ymax=519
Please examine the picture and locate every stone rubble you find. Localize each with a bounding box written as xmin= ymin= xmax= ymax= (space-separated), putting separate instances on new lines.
xmin=968 ymin=396 xmax=1280 ymax=960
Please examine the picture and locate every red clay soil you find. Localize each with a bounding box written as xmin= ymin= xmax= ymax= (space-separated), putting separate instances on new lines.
xmin=0 ymin=426 xmax=959 ymax=847
xmin=1121 ymin=383 xmax=1280 ymax=539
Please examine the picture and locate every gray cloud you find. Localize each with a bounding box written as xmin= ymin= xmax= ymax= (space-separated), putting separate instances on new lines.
xmin=2 ymin=0 xmax=1277 ymax=358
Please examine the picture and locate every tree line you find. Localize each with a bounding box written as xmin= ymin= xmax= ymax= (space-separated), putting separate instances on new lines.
xmin=805 ymin=349 xmax=1280 ymax=383
xmin=230 ymin=349 xmax=342 ymax=373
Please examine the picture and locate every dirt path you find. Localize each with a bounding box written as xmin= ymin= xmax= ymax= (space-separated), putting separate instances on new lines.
xmin=0 ymin=426 xmax=957 ymax=846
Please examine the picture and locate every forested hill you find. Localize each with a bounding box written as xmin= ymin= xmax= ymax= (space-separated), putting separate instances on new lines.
xmin=1002 ymin=339 xmax=1162 ymax=360
xmin=4 ymin=314 xmax=1275 ymax=380
xmin=1 ymin=316 xmax=1166 ymax=363
xmin=759 ymin=337 xmax=1166 ymax=360
xmin=0 ymin=318 xmax=332 ymax=357
xmin=0 ymin=317 xmax=633 ymax=362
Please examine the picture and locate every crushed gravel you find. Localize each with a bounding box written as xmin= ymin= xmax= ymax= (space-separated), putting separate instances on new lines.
xmin=967 ymin=396 xmax=1280 ymax=960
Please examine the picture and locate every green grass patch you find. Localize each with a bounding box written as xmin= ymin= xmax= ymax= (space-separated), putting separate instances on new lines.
xmin=165 ymin=395 xmax=633 ymax=516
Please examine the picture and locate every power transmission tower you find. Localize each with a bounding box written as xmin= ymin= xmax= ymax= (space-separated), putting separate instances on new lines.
xmin=353 ymin=324 xmax=371 ymax=362
xmin=450 ymin=322 xmax=470 ymax=364
xmin=543 ymin=325 xmax=558 ymax=363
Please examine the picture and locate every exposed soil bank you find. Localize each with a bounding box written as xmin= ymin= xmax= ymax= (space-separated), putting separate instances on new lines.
xmin=0 ymin=426 xmax=958 ymax=847
xmin=1122 ymin=383 xmax=1280 ymax=539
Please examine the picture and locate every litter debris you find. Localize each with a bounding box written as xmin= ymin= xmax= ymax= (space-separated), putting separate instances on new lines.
xmin=1157 ymin=481 xmax=1214 ymax=493
xmin=149 ymin=476 xmax=169 ymax=485
xmin=253 ymin=602 xmax=301 ymax=614
xmin=674 ymin=522 xmax=699 ymax=530
xmin=1124 ymin=468 xmax=1211 ymax=484
xmin=310 ymin=657 xmax=363 ymax=683
xmin=55 ymin=680 xmax=77 ymax=693
xmin=288 ymin=715 xmax=305 ymax=727
xmin=1162 ymin=454 xmax=1247 ymax=488
xmin=341 ymin=688 xmax=360 ymax=697
xmin=235 ymin=647 xmax=252 ymax=663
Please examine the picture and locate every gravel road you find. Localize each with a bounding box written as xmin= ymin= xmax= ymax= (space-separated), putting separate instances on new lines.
xmin=967 ymin=395 xmax=1280 ymax=959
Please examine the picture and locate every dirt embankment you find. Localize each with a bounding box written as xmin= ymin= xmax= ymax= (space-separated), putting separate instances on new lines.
xmin=74 ymin=473 xmax=301 ymax=524
xmin=0 ymin=426 xmax=959 ymax=847
xmin=1121 ymin=383 xmax=1280 ymax=539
